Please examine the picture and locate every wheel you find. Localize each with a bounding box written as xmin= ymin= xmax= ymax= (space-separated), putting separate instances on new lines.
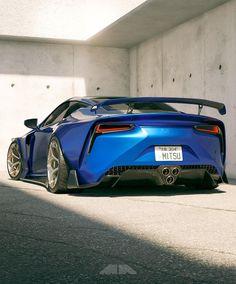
xmin=47 ymin=137 xmax=69 ymax=193
xmin=7 ymin=141 xmax=23 ymax=180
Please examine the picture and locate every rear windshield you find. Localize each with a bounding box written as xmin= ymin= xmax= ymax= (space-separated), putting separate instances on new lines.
xmin=71 ymin=102 xmax=178 ymax=120
xmin=101 ymin=102 xmax=177 ymax=114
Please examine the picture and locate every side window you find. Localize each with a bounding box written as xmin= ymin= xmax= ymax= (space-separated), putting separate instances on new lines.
xmin=42 ymin=102 xmax=70 ymax=127
xmin=64 ymin=102 xmax=89 ymax=118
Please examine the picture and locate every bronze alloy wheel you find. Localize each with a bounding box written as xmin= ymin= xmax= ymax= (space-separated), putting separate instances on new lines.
xmin=47 ymin=139 xmax=60 ymax=189
xmin=7 ymin=141 xmax=22 ymax=179
xmin=47 ymin=138 xmax=69 ymax=193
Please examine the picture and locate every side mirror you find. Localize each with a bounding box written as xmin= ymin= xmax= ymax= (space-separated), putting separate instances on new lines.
xmin=91 ymin=105 xmax=98 ymax=112
xmin=24 ymin=118 xmax=38 ymax=129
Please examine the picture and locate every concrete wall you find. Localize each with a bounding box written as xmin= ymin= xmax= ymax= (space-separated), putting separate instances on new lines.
xmin=0 ymin=40 xmax=129 ymax=170
xmin=129 ymin=0 xmax=236 ymax=178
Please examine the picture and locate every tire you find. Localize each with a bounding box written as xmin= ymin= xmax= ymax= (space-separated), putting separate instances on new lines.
xmin=222 ymin=171 xmax=228 ymax=184
xmin=47 ymin=137 xmax=69 ymax=193
xmin=7 ymin=141 xmax=23 ymax=180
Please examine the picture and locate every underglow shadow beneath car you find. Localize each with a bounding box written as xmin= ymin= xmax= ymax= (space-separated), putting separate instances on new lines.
xmin=18 ymin=177 xmax=225 ymax=197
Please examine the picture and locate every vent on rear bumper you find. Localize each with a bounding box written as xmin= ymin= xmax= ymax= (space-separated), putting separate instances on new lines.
xmin=105 ymin=165 xmax=218 ymax=176
xmin=181 ymin=165 xmax=218 ymax=174
xmin=106 ymin=166 xmax=159 ymax=176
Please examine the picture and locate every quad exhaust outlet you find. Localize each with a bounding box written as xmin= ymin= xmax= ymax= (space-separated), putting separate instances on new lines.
xmin=172 ymin=167 xmax=180 ymax=176
xmin=159 ymin=166 xmax=181 ymax=185
xmin=162 ymin=167 xmax=170 ymax=176
xmin=166 ymin=175 xmax=174 ymax=185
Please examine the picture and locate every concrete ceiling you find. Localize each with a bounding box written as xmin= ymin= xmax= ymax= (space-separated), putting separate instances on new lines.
xmin=0 ymin=0 xmax=230 ymax=48
xmin=0 ymin=0 xmax=147 ymax=42
xmin=87 ymin=0 xmax=230 ymax=48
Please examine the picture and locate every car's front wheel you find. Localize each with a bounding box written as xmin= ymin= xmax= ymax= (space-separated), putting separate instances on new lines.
xmin=47 ymin=137 xmax=69 ymax=193
xmin=7 ymin=141 xmax=23 ymax=180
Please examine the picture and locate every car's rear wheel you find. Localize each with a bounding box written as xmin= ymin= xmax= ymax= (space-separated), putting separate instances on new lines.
xmin=47 ymin=137 xmax=69 ymax=193
xmin=222 ymin=171 xmax=228 ymax=183
xmin=7 ymin=141 xmax=23 ymax=180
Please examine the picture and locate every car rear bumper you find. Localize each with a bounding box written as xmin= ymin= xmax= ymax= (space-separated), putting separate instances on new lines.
xmin=68 ymin=165 xmax=223 ymax=189
xmin=103 ymin=166 xmax=221 ymax=187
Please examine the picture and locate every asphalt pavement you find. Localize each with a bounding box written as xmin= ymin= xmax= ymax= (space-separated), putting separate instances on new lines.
xmin=0 ymin=171 xmax=235 ymax=283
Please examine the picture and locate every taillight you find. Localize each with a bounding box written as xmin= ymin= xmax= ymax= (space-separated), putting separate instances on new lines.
xmin=95 ymin=124 xmax=133 ymax=134
xmin=194 ymin=125 xmax=221 ymax=135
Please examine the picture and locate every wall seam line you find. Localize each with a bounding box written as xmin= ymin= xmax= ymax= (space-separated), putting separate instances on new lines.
xmin=161 ymin=36 xmax=164 ymax=97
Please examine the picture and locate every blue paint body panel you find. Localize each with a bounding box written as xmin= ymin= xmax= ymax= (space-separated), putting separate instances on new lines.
xmin=12 ymin=97 xmax=226 ymax=187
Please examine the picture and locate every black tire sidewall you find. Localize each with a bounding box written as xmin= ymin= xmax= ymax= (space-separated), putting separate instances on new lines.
xmin=47 ymin=137 xmax=69 ymax=193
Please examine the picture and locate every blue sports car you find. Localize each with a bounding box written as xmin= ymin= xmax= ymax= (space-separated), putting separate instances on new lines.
xmin=7 ymin=96 xmax=227 ymax=193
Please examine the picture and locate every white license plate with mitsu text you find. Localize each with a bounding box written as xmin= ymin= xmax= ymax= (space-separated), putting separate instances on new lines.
xmin=155 ymin=146 xmax=183 ymax=161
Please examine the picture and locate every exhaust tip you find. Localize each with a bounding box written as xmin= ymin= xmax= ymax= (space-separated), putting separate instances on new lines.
xmin=166 ymin=175 xmax=174 ymax=185
xmin=172 ymin=167 xmax=180 ymax=176
xmin=162 ymin=167 xmax=170 ymax=176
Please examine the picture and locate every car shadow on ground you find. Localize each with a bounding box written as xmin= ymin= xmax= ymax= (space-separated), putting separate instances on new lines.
xmin=15 ymin=177 xmax=226 ymax=197
xmin=69 ymin=180 xmax=226 ymax=198
xmin=0 ymin=180 xmax=235 ymax=283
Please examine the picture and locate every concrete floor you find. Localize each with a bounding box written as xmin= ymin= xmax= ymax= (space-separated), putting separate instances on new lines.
xmin=0 ymin=171 xmax=235 ymax=283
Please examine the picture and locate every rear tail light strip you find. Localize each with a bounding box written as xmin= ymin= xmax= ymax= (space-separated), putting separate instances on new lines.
xmin=95 ymin=124 xmax=134 ymax=134
xmin=88 ymin=124 xmax=134 ymax=153
xmin=194 ymin=125 xmax=221 ymax=135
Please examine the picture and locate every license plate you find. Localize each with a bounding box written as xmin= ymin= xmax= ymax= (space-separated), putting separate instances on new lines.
xmin=155 ymin=146 xmax=183 ymax=161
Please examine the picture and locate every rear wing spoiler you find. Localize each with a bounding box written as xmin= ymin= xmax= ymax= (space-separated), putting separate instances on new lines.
xmin=91 ymin=97 xmax=226 ymax=115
